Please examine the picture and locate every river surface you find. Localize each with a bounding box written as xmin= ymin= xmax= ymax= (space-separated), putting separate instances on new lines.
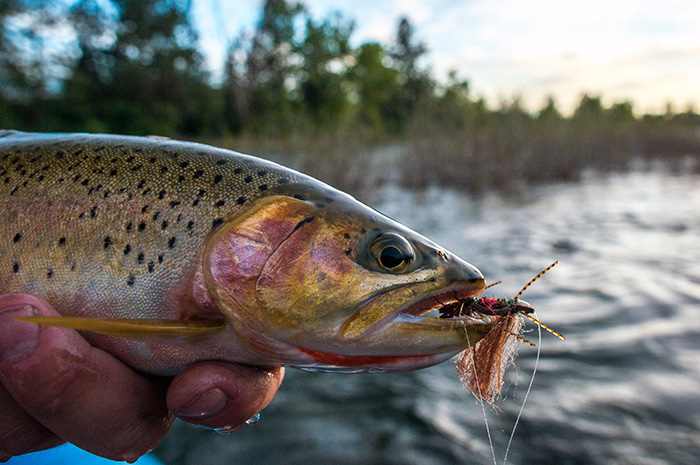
xmin=154 ymin=168 xmax=700 ymax=465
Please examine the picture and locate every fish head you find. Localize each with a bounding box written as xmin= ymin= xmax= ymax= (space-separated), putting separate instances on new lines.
xmin=203 ymin=189 xmax=491 ymax=372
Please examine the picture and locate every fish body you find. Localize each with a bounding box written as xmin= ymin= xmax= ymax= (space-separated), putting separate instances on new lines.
xmin=0 ymin=131 xmax=490 ymax=375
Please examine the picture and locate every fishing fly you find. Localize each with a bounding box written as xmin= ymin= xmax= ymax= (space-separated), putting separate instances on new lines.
xmin=440 ymin=261 xmax=564 ymax=402
xmin=441 ymin=261 xmax=563 ymax=465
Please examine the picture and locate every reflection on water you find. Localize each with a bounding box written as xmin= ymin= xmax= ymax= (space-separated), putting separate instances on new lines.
xmin=154 ymin=169 xmax=700 ymax=465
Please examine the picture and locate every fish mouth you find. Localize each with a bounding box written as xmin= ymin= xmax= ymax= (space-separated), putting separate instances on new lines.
xmin=288 ymin=280 xmax=491 ymax=373
xmin=395 ymin=282 xmax=489 ymax=323
xmin=339 ymin=278 xmax=490 ymax=341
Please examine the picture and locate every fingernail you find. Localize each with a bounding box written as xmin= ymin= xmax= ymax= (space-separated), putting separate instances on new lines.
xmin=0 ymin=306 xmax=41 ymax=362
xmin=176 ymin=388 xmax=229 ymax=419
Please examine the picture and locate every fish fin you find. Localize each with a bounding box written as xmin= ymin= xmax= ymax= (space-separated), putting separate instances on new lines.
xmin=14 ymin=316 xmax=227 ymax=339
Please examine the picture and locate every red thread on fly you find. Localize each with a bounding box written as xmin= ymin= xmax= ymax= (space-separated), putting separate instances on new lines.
xmin=439 ymin=261 xmax=564 ymax=403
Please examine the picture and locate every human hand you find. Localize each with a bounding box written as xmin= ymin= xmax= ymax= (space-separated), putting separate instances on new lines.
xmin=0 ymin=293 xmax=284 ymax=462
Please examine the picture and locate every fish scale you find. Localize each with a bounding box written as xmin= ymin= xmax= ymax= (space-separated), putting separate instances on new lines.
xmin=0 ymin=131 xmax=304 ymax=322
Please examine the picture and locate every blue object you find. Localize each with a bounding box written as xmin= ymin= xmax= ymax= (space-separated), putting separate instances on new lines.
xmin=6 ymin=444 xmax=164 ymax=465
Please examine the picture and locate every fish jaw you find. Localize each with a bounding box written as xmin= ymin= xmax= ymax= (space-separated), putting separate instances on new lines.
xmin=284 ymin=279 xmax=493 ymax=373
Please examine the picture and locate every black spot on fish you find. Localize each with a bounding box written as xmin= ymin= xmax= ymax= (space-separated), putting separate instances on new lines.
xmin=59 ymin=237 xmax=66 ymax=246
xmin=215 ymin=200 xmax=225 ymax=207
xmin=343 ymin=233 xmax=351 ymax=239
xmin=127 ymin=275 xmax=135 ymax=286
xmin=179 ymin=161 xmax=189 ymax=168
xmin=161 ymin=166 xmax=168 ymax=173
xmin=73 ymin=174 xmax=81 ymax=182
xmin=244 ymin=176 xmax=252 ymax=183
xmin=148 ymin=262 xmax=155 ymax=272
xmin=344 ymin=248 xmax=352 ymax=256
xmin=126 ymin=222 xmax=133 ymax=231
xmin=142 ymin=205 xmax=149 ymax=213
xmin=103 ymin=236 xmax=112 ymax=249
xmin=217 ymin=159 xmax=227 ymax=166
xmin=78 ymin=212 xmax=86 ymax=219
xmin=361 ymin=228 xmax=367 ymax=234
xmin=168 ymin=237 xmax=176 ymax=248
xmin=55 ymin=151 xmax=65 ymax=159
xmin=152 ymin=211 xmax=160 ymax=221
xmin=126 ymin=156 xmax=135 ymax=163
xmin=233 ymin=168 xmax=242 ymax=174
xmin=149 ymin=157 xmax=157 ymax=163
xmin=90 ymin=206 xmax=98 ymax=218
xmin=110 ymin=169 xmax=118 ymax=176
xmin=137 ymin=252 xmax=145 ymax=264
xmin=187 ymin=221 xmax=194 ymax=229
xmin=138 ymin=222 xmax=146 ymax=231
xmin=236 ymin=197 xmax=245 ymax=205
xmin=192 ymin=199 xmax=200 ymax=207
xmin=293 ymin=194 xmax=305 ymax=200
xmin=161 ymin=220 xmax=168 ymax=230
xmin=12 ymin=262 xmax=19 ymax=273
xmin=212 ymin=218 xmax=224 ymax=228
xmin=137 ymin=180 xmax=146 ymax=189
xmin=324 ymin=197 xmax=334 ymax=203
xmin=158 ymin=255 xmax=164 ymax=263
xmin=315 ymin=203 xmax=325 ymax=208
xmin=131 ymin=164 xmax=143 ymax=172
xmin=178 ymin=175 xmax=185 ymax=183
xmin=169 ymin=201 xmax=180 ymax=208
xmin=46 ymin=269 xmax=53 ymax=279
xmin=13 ymin=233 xmax=21 ymax=243
xmin=258 ymin=170 xmax=267 ymax=176
xmin=259 ymin=184 xmax=268 ymax=192
xmin=81 ymin=179 xmax=89 ymax=186
xmin=158 ymin=190 xmax=166 ymax=200
xmin=193 ymin=170 xmax=204 ymax=179
xmin=214 ymin=175 xmax=223 ymax=184
xmin=124 ymin=244 xmax=131 ymax=255
xmin=142 ymin=188 xmax=151 ymax=196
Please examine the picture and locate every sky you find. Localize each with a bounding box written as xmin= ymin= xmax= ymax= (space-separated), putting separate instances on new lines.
xmin=193 ymin=0 xmax=700 ymax=114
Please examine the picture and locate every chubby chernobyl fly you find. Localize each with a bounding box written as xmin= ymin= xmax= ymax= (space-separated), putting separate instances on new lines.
xmin=440 ymin=261 xmax=564 ymax=403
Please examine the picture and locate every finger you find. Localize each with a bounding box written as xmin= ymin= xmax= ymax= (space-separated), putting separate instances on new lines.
xmin=0 ymin=385 xmax=64 ymax=461
xmin=167 ymin=362 xmax=284 ymax=432
xmin=0 ymin=294 xmax=173 ymax=462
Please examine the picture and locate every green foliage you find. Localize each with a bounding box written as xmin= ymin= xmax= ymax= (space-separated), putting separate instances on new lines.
xmin=0 ymin=0 xmax=698 ymax=194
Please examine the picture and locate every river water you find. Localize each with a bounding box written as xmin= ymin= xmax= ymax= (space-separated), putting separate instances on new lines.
xmin=154 ymin=168 xmax=700 ymax=465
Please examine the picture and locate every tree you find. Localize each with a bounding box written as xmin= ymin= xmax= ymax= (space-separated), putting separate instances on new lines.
xmin=390 ymin=16 xmax=431 ymax=126
xmin=349 ymin=42 xmax=402 ymax=132
xmin=244 ymin=0 xmax=306 ymax=133
xmin=298 ymin=12 xmax=353 ymax=126
xmin=100 ymin=0 xmax=221 ymax=136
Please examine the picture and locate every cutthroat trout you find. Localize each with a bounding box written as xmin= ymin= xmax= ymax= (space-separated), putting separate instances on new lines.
xmin=0 ymin=131 xmax=492 ymax=374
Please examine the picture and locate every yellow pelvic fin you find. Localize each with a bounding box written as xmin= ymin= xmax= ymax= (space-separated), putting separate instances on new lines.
xmin=14 ymin=316 xmax=227 ymax=339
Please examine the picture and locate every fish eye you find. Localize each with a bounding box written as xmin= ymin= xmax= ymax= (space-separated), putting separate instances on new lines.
xmin=370 ymin=233 xmax=415 ymax=273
